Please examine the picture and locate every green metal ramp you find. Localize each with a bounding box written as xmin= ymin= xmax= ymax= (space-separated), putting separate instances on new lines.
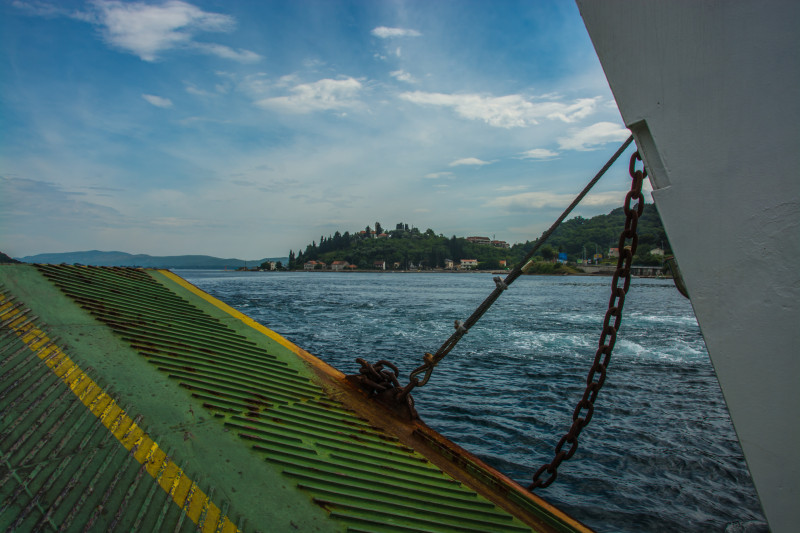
xmin=0 ymin=264 xmax=589 ymax=532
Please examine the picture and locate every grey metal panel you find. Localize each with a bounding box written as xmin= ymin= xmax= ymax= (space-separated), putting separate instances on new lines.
xmin=576 ymin=2 xmax=800 ymax=532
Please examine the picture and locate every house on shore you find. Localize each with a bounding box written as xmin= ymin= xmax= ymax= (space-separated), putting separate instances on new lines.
xmin=331 ymin=260 xmax=349 ymax=271
xmin=459 ymin=259 xmax=478 ymax=270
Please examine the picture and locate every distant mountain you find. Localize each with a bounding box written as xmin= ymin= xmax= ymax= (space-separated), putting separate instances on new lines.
xmin=14 ymin=250 xmax=288 ymax=269
xmin=1 ymin=251 xmax=21 ymax=264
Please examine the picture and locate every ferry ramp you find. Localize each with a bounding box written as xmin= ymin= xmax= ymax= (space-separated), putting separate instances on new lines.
xmin=0 ymin=264 xmax=589 ymax=532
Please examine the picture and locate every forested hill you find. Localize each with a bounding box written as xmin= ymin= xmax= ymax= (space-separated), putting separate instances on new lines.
xmin=515 ymin=203 xmax=670 ymax=262
xmin=289 ymin=204 xmax=669 ymax=270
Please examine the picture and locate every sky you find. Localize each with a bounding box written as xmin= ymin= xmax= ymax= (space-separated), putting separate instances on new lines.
xmin=1 ymin=0 xmax=641 ymax=260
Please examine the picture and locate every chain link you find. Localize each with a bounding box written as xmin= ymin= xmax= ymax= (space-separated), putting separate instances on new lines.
xmin=529 ymin=151 xmax=646 ymax=490
xmin=402 ymin=136 xmax=635 ymax=394
xmin=346 ymin=137 xmax=636 ymax=422
xmin=349 ymin=357 xmax=419 ymax=419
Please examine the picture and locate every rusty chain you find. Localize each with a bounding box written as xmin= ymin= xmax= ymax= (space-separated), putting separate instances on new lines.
xmin=349 ymin=357 xmax=418 ymax=419
xmin=348 ymin=136 xmax=636 ymax=422
xmin=401 ymin=136 xmax=635 ymax=396
xmin=529 ymin=150 xmax=646 ymax=490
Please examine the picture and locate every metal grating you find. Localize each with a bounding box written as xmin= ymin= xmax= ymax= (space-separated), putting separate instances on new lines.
xmin=33 ymin=265 xmax=534 ymax=532
xmin=0 ymin=286 xmax=239 ymax=532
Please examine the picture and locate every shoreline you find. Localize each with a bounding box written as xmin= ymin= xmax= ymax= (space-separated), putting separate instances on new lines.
xmin=219 ymin=268 xmax=672 ymax=279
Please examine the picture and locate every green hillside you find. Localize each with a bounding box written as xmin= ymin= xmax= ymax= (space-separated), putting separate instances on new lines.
xmin=290 ymin=204 xmax=670 ymax=270
xmin=514 ymin=203 xmax=670 ymax=265
xmin=290 ymin=224 xmax=514 ymax=270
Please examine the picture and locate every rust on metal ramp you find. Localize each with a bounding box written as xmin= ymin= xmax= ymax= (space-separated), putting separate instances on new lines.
xmin=0 ymin=264 xmax=590 ymax=532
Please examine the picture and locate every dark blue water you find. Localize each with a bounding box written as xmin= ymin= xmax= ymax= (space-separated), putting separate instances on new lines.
xmin=177 ymin=270 xmax=766 ymax=532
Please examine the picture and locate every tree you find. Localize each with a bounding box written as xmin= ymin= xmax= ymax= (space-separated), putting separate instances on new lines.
xmin=286 ymin=204 xmax=669 ymax=272
xmin=540 ymin=245 xmax=555 ymax=262
xmin=375 ymin=221 xmax=383 ymax=235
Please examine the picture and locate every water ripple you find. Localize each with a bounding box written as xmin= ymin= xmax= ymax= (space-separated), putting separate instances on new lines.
xmin=178 ymin=271 xmax=765 ymax=532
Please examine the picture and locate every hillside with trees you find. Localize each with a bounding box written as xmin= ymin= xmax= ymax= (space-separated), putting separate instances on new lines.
xmin=512 ymin=203 xmax=670 ymax=267
xmin=289 ymin=223 xmax=514 ymax=270
xmin=288 ymin=204 xmax=670 ymax=270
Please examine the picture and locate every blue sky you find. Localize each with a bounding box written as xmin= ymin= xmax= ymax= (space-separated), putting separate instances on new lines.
xmin=1 ymin=0 xmax=639 ymax=260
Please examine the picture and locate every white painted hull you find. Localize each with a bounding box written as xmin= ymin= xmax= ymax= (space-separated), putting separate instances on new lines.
xmin=576 ymin=2 xmax=800 ymax=532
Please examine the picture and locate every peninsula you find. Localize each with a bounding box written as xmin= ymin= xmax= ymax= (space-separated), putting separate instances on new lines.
xmin=288 ymin=204 xmax=670 ymax=272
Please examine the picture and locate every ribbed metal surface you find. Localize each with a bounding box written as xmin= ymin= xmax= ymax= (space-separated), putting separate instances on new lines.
xmin=33 ymin=265 xmax=533 ymax=532
xmin=0 ymin=286 xmax=238 ymax=532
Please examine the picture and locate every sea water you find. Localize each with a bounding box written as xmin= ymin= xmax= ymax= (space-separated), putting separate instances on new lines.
xmin=177 ymin=270 xmax=766 ymax=532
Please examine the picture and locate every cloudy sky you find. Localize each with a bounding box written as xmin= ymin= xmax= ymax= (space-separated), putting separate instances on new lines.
xmin=1 ymin=0 xmax=638 ymax=260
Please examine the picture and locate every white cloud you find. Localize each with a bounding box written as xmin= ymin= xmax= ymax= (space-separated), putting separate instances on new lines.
xmin=371 ymin=26 xmax=421 ymax=38
xmin=149 ymin=216 xmax=201 ymax=227
xmin=12 ymin=0 xmax=70 ymax=17
xmin=424 ymin=171 xmax=454 ymax=179
xmin=145 ymin=188 xmax=188 ymax=206
xmin=20 ymin=0 xmax=262 ymax=63
xmin=237 ymin=73 xmax=274 ymax=98
xmin=275 ymin=74 xmax=300 ymax=87
xmin=390 ymin=70 xmax=416 ymax=83
xmin=302 ymin=58 xmax=325 ymax=69
xmin=93 ymin=0 xmax=234 ymax=61
xmin=399 ymin=91 xmax=599 ymax=128
xmin=557 ymin=121 xmax=630 ymax=151
xmin=185 ymin=84 xmax=214 ymax=97
xmin=520 ymin=148 xmax=560 ymax=160
xmin=486 ymin=190 xmax=627 ymax=212
xmin=192 ymin=42 xmax=261 ymax=63
xmin=255 ymin=77 xmax=364 ymax=114
xmin=449 ymin=158 xmax=491 ymax=167
xmin=141 ymin=94 xmax=173 ymax=108
xmin=1 ymin=176 xmax=128 ymax=236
